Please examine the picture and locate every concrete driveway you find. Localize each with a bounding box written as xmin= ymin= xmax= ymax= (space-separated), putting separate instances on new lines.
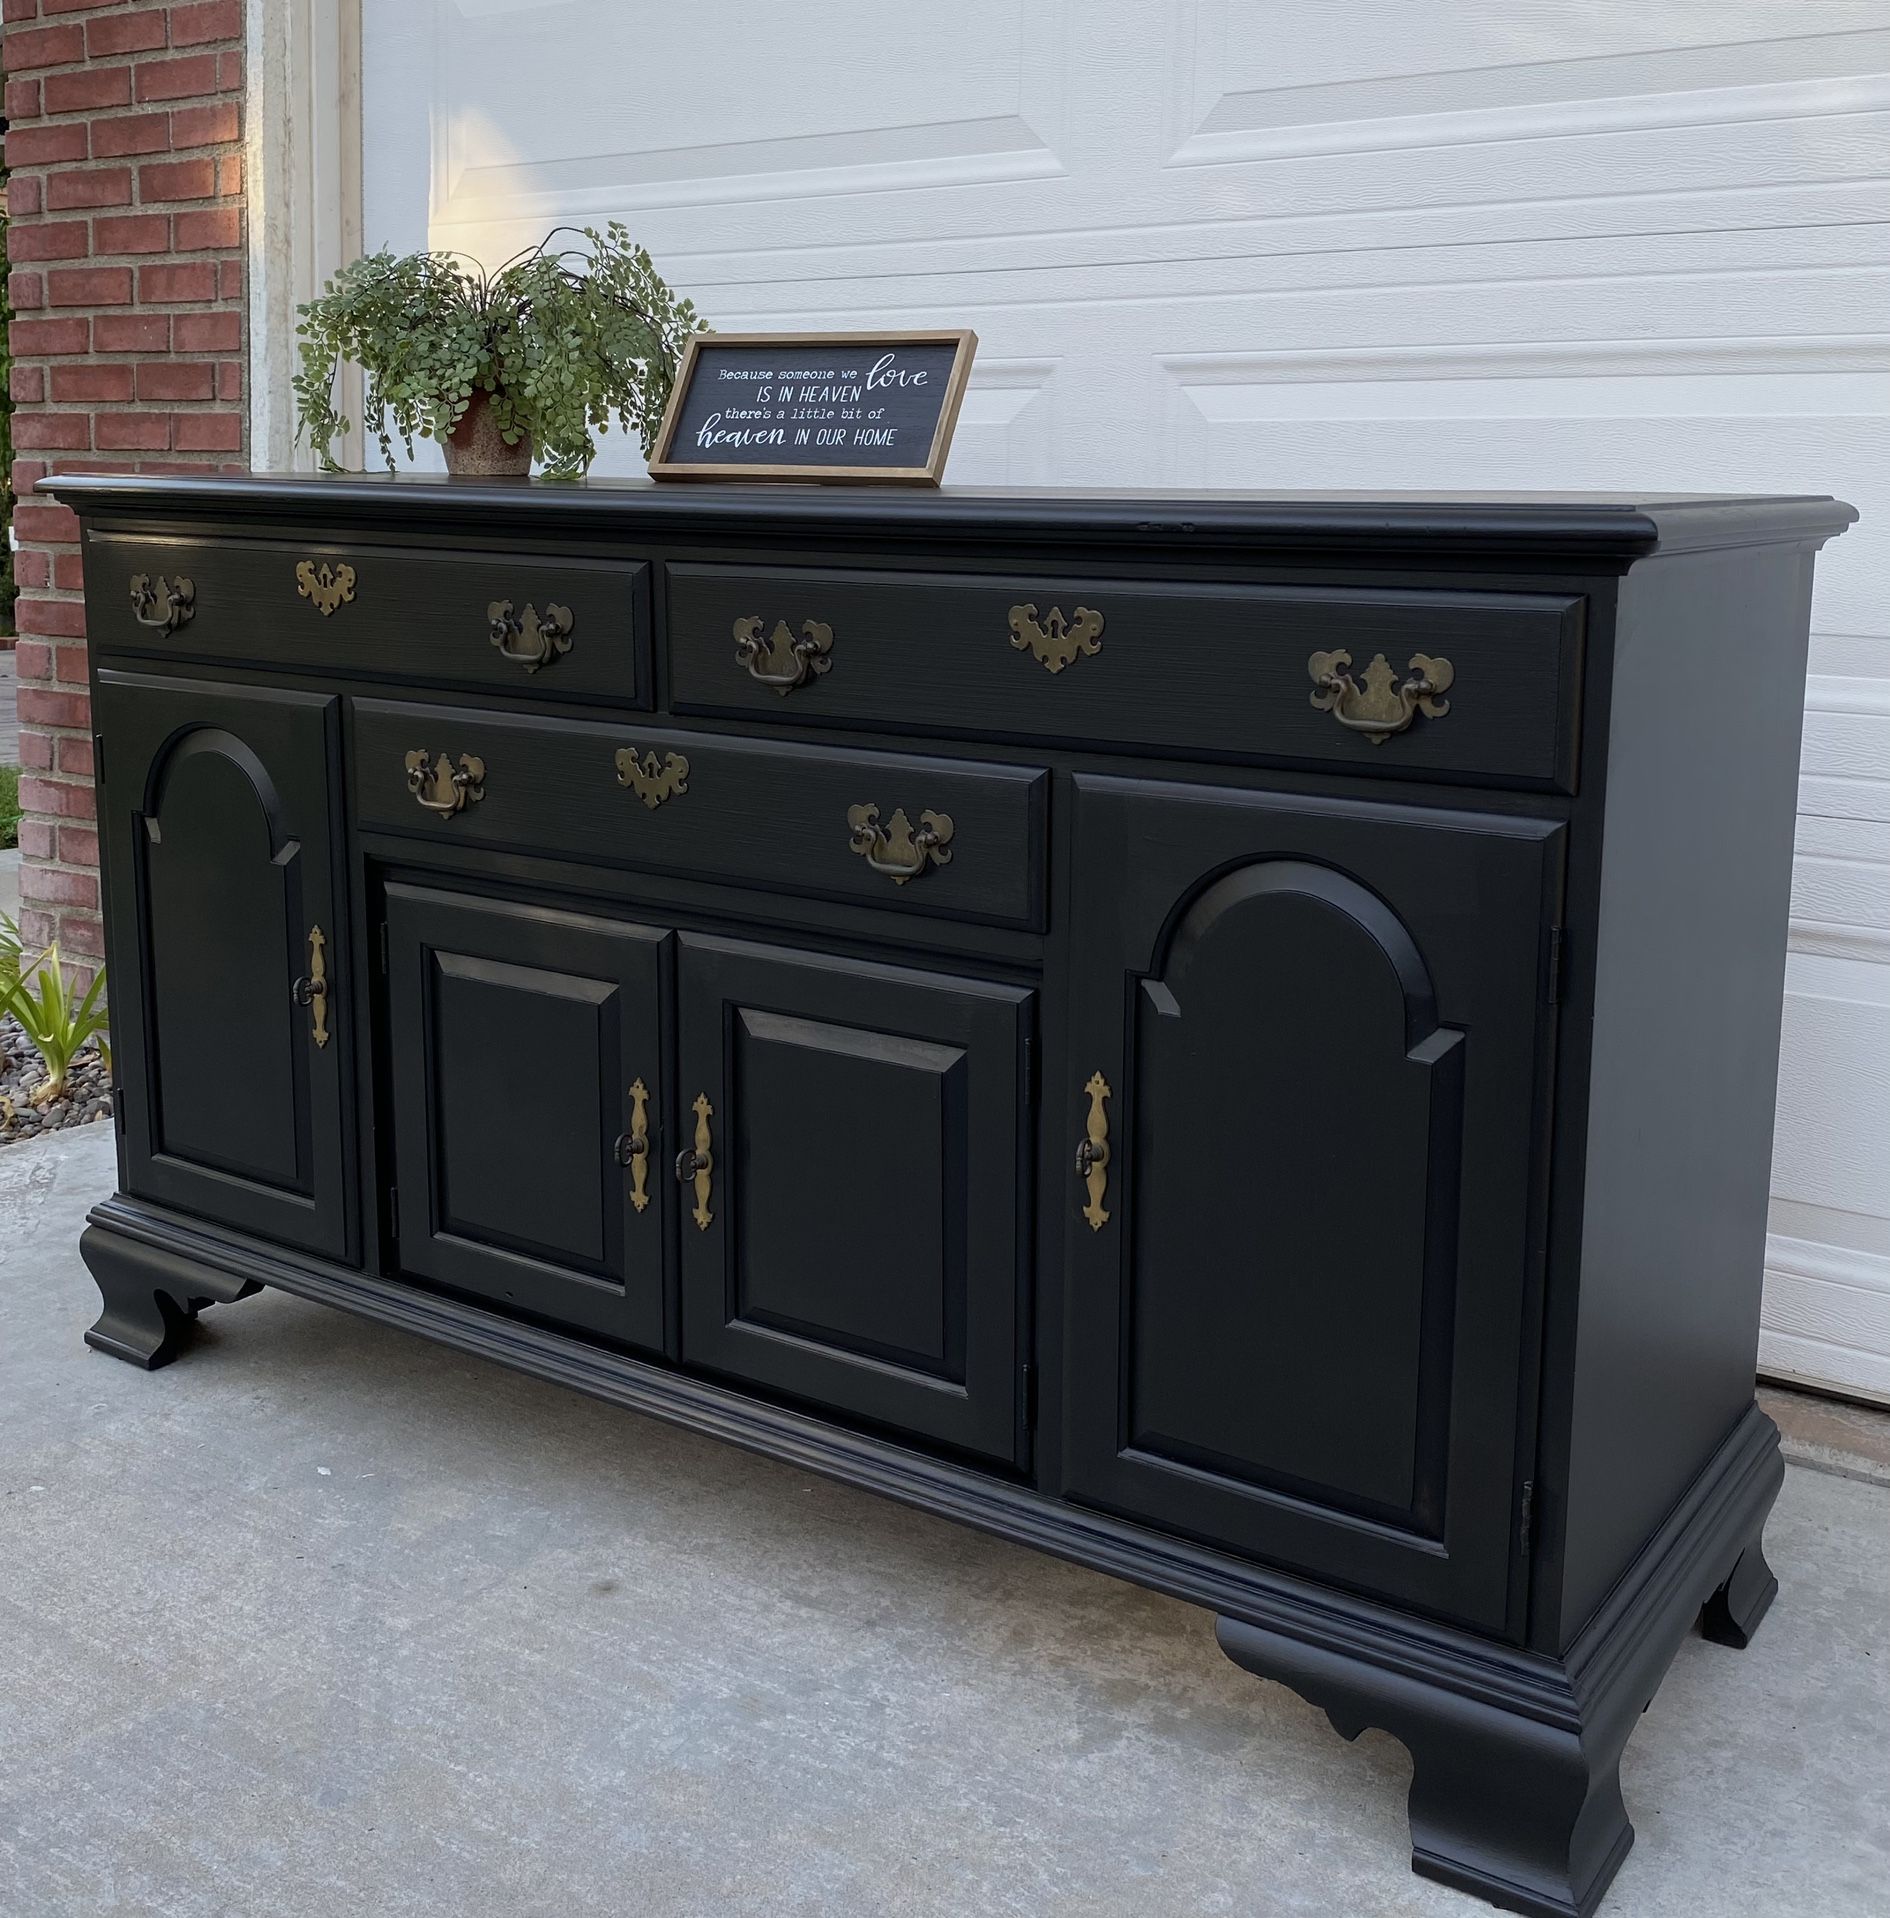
xmin=2 ymin=1123 xmax=1886 ymax=1918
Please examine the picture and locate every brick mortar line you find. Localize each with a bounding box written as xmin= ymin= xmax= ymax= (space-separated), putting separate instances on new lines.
xmin=17 ymin=85 xmax=245 ymax=111
xmin=24 ymin=59 xmax=244 ymax=87
xmin=7 ymin=56 xmax=243 ymax=83
xmin=10 ymin=153 xmax=248 ymax=181
xmin=12 ymin=181 xmax=244 ymax=193
xmin=16 ymin=322 xmax=244 ymax=331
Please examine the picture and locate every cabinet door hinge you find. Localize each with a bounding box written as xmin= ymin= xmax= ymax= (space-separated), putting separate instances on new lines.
xmin=1023 ymin=1362 xmax=1039 ymax=1430
xmin=378 ymin=922 xmax=390 ymax=975
xmin=92 ymin=732 xmax=106 ymax=787
xmin=1542 ymin=927 xmax=1566 ymax=1007
xmin=1519 ymin=1478 xmax=1536 ymax=1558
xmin=386 ymin=1186 xmax=399 ymax=1241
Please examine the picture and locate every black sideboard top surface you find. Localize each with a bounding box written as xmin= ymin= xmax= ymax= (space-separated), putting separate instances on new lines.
xmin=46 ymin=470 xmax=1856 ymax=560
xmin=45 ymin=471 xmax=1854 ymax=1918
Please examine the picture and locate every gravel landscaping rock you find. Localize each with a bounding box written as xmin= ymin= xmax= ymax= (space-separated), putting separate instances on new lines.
xmin=0 ymin=1013 xmax=111 ymax=1147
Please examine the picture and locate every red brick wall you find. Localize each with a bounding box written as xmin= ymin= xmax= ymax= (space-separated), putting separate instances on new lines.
xmin=3 ymin=0 xmax=246 ymax=960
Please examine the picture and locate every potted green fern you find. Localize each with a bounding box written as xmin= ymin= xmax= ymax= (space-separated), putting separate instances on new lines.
xmin=294 ymin=223 xmax=705 ymax=478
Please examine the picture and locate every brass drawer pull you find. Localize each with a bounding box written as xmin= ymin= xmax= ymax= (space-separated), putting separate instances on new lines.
xmin=1077 ymin=1071 xmax=1111 ymax=1231
xmin=129 ymin=572 xmax=194 ymax=633
xmin=295 ymin=559 xmax=357 ymax=616
xmin=615 ymin=1077 xmax=652 ymax=1213
xmin=847 ymin=804 xmax=953 ymax=885
xmin=1308 ymin=650 xmax=1453 ymax=744
xmin=290 ymin=925 xmax=331 ymax=1050
xmin=404 ymin=748 xmax=485 ymax=817
xmin=614 ymin=747 xmax=689 ymax=810
xmin=1009 ymin=602 xmax=1103 ymax=674
xmin=734 ymin=616 xmax=833 ymax=693
xmin=489 ymin=599 xmax=573 ymax=673
xmin=675 ymin=1092 xmax=714 ymax=1230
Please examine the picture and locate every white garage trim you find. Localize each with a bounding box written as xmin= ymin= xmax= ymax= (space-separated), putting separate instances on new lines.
xmin=245 ymin=0 xmax=363 ymax=472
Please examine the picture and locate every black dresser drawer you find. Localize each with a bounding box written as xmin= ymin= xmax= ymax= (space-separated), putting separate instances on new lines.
xmin=351 ymin=698 xmax=1048 ymax=930
xmin=84 ymin=533 xmax=650 ymax=707
xmin=668 ymin=563 xmax=1581 ymax=788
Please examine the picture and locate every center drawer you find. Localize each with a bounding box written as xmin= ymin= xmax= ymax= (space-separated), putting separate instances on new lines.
xmin=84 ymin=532 xmax=650 ymax=707
xmin=667 ymin=563 xmax=1582 ymax=789
xmin=351 ymin=698 xmax=1048 ymax=929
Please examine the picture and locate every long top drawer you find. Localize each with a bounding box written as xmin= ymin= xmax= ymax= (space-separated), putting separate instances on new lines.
xmin=668 ymin=564 xmax=1582 ymax=788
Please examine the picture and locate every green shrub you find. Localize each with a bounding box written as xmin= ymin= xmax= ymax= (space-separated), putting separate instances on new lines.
xmin=0 ymin=765 xmax=18 ymax=850
xmin=0 ymin=942 xmax=109 ymax=1105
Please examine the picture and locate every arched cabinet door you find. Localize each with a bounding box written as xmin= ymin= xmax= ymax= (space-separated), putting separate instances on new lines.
xmin=1060 ymin=775 xmax=1563 ymax=1631
xmin=94 ymin=670 xmax=350 ymax=1258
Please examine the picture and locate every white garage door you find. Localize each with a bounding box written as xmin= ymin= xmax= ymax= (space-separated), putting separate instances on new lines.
xmin=354 ymin=0 xmax=1890 ymax=1398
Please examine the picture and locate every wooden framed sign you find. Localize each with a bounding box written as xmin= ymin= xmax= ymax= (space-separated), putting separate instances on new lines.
xmin=648 ymin=330 xmax=976 ymax=485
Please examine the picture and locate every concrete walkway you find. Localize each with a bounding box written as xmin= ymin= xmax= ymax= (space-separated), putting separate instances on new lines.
xmin=2 ymin=1125 xmax=1886 ymax=1918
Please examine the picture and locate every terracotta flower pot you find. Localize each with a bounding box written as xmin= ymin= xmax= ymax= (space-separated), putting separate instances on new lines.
xmin=442 ymin=389 xmax=533 ymax=476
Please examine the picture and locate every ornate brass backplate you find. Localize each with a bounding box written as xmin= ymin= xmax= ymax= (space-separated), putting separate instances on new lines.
xmin=614 ymin=747 xmax=690 ymax=810
xmin=616 ymin=1076 xmax=652 ymax=1213
xmin=675 ymin=1093 xmax=714 ymax=1230
xmin=1077 ymin=1070 xmax=1112 ymax=1231
xmin=1008 ymin=602 xmax=1103 ymax=674
xmin=291 ymin=925 xmax=330 ymax=1050
xmin=733 ymin=616 xmax=834 ymax=694
xmin=488 ymin=599 xmax=574 ymax=673
xmin=1307 ymin=650 xmax=1453 ymax=745
xmin=128 ymin=572 xmax=194 ymax=633
xmin=846 ymin=804 xmax=954 ymax=884
xmin=295 ymin=559 xmax=357 ymax=616
xmin=404 ymin=748 xmax=485 ymax=817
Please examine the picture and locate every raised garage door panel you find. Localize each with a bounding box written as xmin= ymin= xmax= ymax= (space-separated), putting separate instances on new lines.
xmin=359 ymin=0 xmax=1890 ymax=1392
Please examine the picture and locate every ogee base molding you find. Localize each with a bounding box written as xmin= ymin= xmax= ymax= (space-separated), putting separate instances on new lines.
xmin=1217 ymin=1409 xmax=1782 ymax=1918
xmin=81 ymin=1222 xmax=262 ymax=1369
xmin=79 ymin=1199 xmax=1785 ymax=1918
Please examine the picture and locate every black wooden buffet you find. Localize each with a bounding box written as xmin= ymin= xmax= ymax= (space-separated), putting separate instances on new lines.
xmin=44 ymin=473 xmax=1855 ymax=1918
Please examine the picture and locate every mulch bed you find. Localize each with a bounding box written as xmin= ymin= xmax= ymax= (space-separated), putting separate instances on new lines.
xmin=0 ymin=1013 xmax=112 ymax=1146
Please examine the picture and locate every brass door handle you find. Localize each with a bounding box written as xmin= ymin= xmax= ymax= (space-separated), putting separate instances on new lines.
xmin=1078 ymin=1071 xmax=1111 ymax=1231
xmin=404 ymin=749 xmax=486 ymax=817
xmin=1009 ymin=602 xmax=1103 ymax=674
xmin=295 ymin=559 xmax=356 ymax=616
xmin=1308 ymin=651 xmax=1453 ymax=744
xmin=846 ymin=804 xmax=953 ymax=884
xmin=489 ymin=599 xmax=573 ymax=673
xmin=291 ymin=926 xmax=330 ymax=1050
xmin=674 ymin=1093 xmax=714 ymax=1230
xmin=733 ymin=616 xmax=833 ymax=693
xmin=615 ymin=1077 xmax=652 ymax=1213
xmin=129 ymin=573 xmax=194 ymax=633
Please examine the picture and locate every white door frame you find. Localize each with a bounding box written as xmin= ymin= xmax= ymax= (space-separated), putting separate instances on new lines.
xmin=246 ymin=0 xmax=364 ymax=471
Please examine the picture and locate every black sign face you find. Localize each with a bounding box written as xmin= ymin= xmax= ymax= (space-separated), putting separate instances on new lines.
xmin=648 ymin=331 xmax=976 ymax=485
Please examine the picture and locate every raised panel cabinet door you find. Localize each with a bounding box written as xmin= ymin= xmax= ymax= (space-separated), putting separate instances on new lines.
xmin=676 ymin=933 xmax=1033 ymax=1465
xmin=92 ymin=670 xmax=351 ymax=1258
xmin=1061 ymin=775 xmax=1563 ymax=1631
xmin=385 ymin=886 xmax=670 ymax=1353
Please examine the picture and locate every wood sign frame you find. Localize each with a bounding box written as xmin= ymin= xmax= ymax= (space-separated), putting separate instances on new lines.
xmin=648 ymin=330 xmax=977 ymax=486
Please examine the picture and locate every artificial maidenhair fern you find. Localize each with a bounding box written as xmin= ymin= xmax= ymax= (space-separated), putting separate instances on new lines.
xmin=293 ymin=223 xmax=705 ymax=477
